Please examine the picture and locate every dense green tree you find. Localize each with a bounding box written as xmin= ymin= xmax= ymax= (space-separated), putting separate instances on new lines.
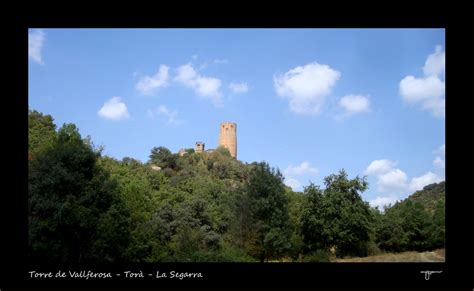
xmin=28 ymin=123 xmax=130 ymax=263
xmin=149 ymin=146 xmax=177 ymax=169
xmin=91 ymin=201 xmax=131 ymax=262
xmin=122 ymin=156 xmax=143 ymax=167
xmin=227 ymin=183 xmax=256 ymax=254
xmin=28 ymin=109 xmax=57 ymax=159
xmin=246 ymin=162 xmax=292 ymax=262
xmin=376 ymin=205 xmax=408 ymax=252
xmin=300 ymin=184 xmax=327 ymax=253
xmin=428 ymin=199 xmax=445 ymax=248
xmin=205 ymin=147 xmax=241 ymax=179
xmin=376 ymin=183 xmax=445 ymax=253
xmin=400 ymin=201 xmax=432 ymax=251
xmin=301 ymin=170 xmax=374 ymax=258
xmin=97 ymin=155 xmax=171 ymax=262
xmin=408 ymin=181 xmax=446 ymax=213
xmin=323 ymin=170 xmax=374 ymax=257
xmin=285 ymin=188 xmax=305 ymax=260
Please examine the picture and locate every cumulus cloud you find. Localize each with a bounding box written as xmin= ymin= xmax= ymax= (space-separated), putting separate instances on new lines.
xmin=365 ymin=159 xmax=408 ymax=193
xmin=399 ymin=76 xmax=445 ymax=102
xmin=409 ymin=171 xmax=443 ymax=192
xmin=366 ymin=155 xmax=445 ymax=200
xmin=369 ymin=196 xmax=399 ymax=210
xmin=147 ymin=105 xmax=183 ymax=125
xmin=136 ymin=65 xmax=170 ymax=95
xmin=283 ymin=161 xmax=318 ymax=191
xmin=433 ymin=144 xmax=445 ymax=169
xmin=399 ymin=45 xmax=445 ymax=118
xmin=433 ymin=156 xmax=445 ymax=169
xmin=284 ymin=178 xmax=303 ymax=192
xmin=28 ymin=29 xmax=45 ymax=65
xmin=284 ymin=161 xmax=318 ymax=177
xmin=274 ymin=62 xmax=341 ymax=115
xmin=229 ymin=82 xmax=249 ymax=94
xmin=175 ymin=63 xmax=223 ymax=106
xmin=98 ymin=97 xmax=130 ymax=121
xmin=423 ymin=45 xmax=445 ymax=77
xmin=365 ymin=159 xmax=398 ymax=176
xmin=338 ymin=94 xmax=371 ymax=115
xmin=378 ymin=169 xmax=409 ymax=192
xmin=136 ymin=61 xmax=234 ymax=105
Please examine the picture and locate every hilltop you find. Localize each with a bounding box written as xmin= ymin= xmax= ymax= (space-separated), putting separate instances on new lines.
xmin=404 ymin=181 xmax=445 ymax=213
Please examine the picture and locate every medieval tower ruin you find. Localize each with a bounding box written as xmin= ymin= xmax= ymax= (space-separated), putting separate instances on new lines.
xmin=175 ymin=122 xmax=237 ymax=159
xmin=195 ymin=141 xmax=205 ymax=153
xmin=218 ymin=121 xmax=237 ymax=159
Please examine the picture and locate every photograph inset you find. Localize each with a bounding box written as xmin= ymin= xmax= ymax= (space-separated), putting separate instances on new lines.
xmin=28 ymin=28 xmax=445 ymax=263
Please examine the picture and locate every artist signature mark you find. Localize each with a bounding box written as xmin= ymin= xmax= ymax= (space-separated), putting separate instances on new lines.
xmin=420 ymin=270 xmax=442 ymax=280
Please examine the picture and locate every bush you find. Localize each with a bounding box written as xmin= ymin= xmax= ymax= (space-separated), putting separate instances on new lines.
xmin=366 ymin=240 xmax=382 ymax=256
xmin=302 ymin=250 xmax=331 ymax=262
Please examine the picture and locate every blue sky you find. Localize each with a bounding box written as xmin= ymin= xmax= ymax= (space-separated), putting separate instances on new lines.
xmin=28 ymin=29 xmax=445 ymax=209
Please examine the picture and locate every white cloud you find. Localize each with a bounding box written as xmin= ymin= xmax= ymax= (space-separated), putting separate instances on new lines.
xmin=284 ymin=161 xmax=318 ymax=176
xmin=369 ymin=196 xmax=399 ymax=210
xmin=98 ymin=97 xmax=130 ymax=121
xmin=284 ymin=178 xmax=303 ymax=192
xmin=175 ymin=63 xmax=223 ymax=106
xmin=399 ymin=75 xmax=445 ymax=102
xmin=365 ymin=159 xmax=408 ymax=193
xmin=148 ymin=105 xmax=183 ymax=126
xmin=274 ymin=62 xmax=341 ymax=115
xmin=338 ymin=94 xmax=371 ymax=115
xmin=158 ymin=105 xmax=183 ymax=125
xmin=136 ymin=65 xmax=170 ymax=95
xmin=409 ymin=171 xmax=443 ymax=192
xmin=378 ymin=169 xmax=408 ymax=192
xmin=367 ymin=145 xmax=446 ymax=202
xmin=365 ymin=159 xmax=398 ymax=176
xmin=433 ymin=156 xmax=445 ymax=169
xmin=28 ymin=29 xmax=45 ymax=65
xmin=284 ymin=161 xmax=318 ymax=191
xmin=420 ymin=95 xmax=445 ymax=118
xmin=229 ymin=82 xmax=249 ymax=94
xmin=366 ymin=153 xmax=445 ymax=198
xmin=195 ymin=78 xmax=222 ymax=100
xmin=423 ymin=45 xmax=445 ymax=77
xmin=399 ymin=45 xmax=445 ymax=118
xmin=433 ymin=144 xmax=445 ymax=169
xmin=175 ymin=63 xmax=198 ymax=83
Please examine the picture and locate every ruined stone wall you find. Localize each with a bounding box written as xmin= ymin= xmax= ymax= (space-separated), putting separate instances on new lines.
xmin=218 ymin=122 xmax=237 ymax=158
xmin=195 ymin=142 xmax=205 ymax=153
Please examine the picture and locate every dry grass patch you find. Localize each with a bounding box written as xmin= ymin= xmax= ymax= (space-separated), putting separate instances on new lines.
xmin=334 ymin=249 xmax=445 ymax=262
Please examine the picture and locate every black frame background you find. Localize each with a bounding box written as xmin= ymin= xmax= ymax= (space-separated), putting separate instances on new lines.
xmin=3 ymin=5 xmax=473 ymax=289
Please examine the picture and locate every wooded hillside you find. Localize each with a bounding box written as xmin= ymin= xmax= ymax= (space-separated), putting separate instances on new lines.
xmin=28 ymin=109 xmax=445 ymax=263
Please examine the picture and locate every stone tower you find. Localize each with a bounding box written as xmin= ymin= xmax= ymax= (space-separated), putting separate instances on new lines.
xmin=195 ymin=142 xmax=205 ymax=153
xmin=218 ymin=121 xmax=237 ymax=158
